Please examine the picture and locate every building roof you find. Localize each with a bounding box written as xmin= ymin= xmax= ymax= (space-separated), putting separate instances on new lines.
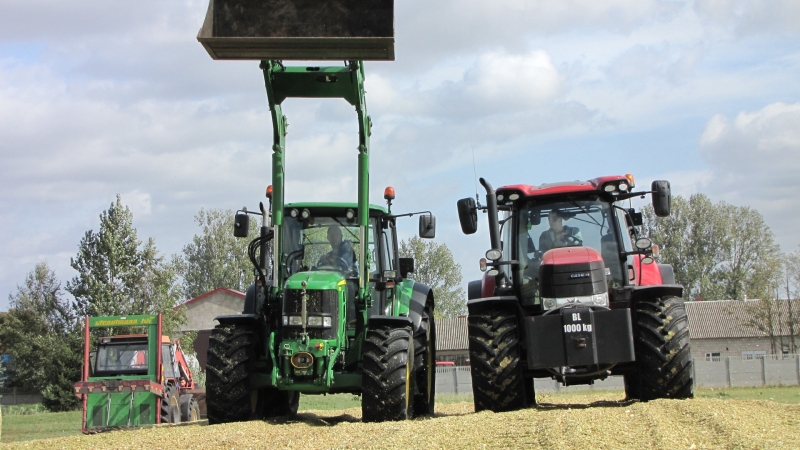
xmin=685 ymin=299 xmax=800 ymax=340
xmin=436 ymin=316 xmax=468 ymax=352
xmin=179 ymin=287 xmax=245 ymax=309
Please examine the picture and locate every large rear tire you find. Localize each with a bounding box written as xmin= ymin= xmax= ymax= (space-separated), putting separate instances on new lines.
xmin=413 ymin=306 xmax=436 ymax=416
xmin=262 ymin=389 xmax=300 ymax=419
xmin=206 ymin=323 xmax=259 ymax=424
xmin=468 ymin=306 xmax=530 ymax=412
xmin=362 ymin=324 xmax=415 ymax=422
xmin=626 ymin=296 xmax=694 ymax=401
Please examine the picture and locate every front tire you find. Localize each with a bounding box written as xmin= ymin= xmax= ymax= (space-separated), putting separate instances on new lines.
xmin=362 ymin=324 xmax=415 ymax=422
xmin=468 ymin=306 xmax=530 ymax=412
xmin=206 ymin=323 xmax=258 ymax=424
xmin=626 ymin=296 xmax=694 ymax=401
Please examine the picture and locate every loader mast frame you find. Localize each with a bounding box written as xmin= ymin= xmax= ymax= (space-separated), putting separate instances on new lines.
xmin=263 ymin=60 xmax=372 ymax=306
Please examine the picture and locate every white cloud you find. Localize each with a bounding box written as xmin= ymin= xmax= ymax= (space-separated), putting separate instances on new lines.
xmin=700 ymin=101 xmax=800 ymax=250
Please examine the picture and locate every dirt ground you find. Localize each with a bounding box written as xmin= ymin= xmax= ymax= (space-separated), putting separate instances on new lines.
xmin=3 ymin=392 xmax=799 ymax=449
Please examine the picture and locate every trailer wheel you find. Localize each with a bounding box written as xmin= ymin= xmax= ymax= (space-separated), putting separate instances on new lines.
xmin=206 ymin=322 xmax=259 ymax=424
xmin=468 ymin=306 xmax=530 ymax=412
xmin=626 ymin=296 xmax=694 ymax=401
xmin=160 ymin=384 xmax=181 ymax=424
xmin=180 ymin=394 xmax=200 ymax=422
xmin=362 ymin=324 xmax=415 ymax=422
xmin=413 ymin=306 xmax=436 ymax=416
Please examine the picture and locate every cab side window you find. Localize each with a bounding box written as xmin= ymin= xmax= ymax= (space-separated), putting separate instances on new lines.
xmin=381 ymin=221 xmax=397 ymax=271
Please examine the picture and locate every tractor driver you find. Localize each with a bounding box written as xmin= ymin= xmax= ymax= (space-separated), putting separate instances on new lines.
xmin=317 ymin=225 xmax=356 ymax=273
xmin=539 ymin=209 xmax=583 ymax=253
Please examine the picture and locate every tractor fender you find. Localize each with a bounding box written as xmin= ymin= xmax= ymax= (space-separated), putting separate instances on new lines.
xmin=630 ymin=285 xmax=684 ymax=302
xmin=407 ymin=282 xmax=433 ymax=333
xmin=657 ymin=264 xmax=676 ymax=285
xmin=467 ymin=296 xmax=520 ymax=316
xmin=368 ymin=315 xmax=413 ymax=330
xmin=467 ymin=279 xmax=482 ymax=300
xmin=243 ymin=283 xmax=257 ymax=314
xmin=214 ymin=314 xmax=258 ymax=326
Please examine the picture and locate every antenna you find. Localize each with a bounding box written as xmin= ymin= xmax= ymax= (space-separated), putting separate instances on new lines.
xmin=471 ymin=144 xmax=482 ymax=208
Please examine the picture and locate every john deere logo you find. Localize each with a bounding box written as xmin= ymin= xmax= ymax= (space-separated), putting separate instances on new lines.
xmin=570 ymin=273 xmax=590 ymax=279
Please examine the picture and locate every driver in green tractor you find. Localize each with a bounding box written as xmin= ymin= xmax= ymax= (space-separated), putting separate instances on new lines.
xmin=317 ymin=225 xmax=357 ymax=272
xmin=538 ymin=208 xmax=583 ymax=252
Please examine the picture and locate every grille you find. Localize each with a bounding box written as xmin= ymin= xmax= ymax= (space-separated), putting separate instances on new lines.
xmin=282 ymin=289 xmax=339 ymax=340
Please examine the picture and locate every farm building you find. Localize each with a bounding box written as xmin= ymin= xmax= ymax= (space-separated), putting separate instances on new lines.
xmin=685 ymin=299 xmax=800 ymax=361
xmin=179 ymin=287 xmax=245 ymax=369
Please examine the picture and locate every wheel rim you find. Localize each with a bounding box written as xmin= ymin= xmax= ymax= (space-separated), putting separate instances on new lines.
xmin=405 ymin=355 xmax=412 ymax=414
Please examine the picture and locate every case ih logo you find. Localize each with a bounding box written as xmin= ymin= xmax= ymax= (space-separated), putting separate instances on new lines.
xmin=570 ymin=273 xmax=590 ymax=279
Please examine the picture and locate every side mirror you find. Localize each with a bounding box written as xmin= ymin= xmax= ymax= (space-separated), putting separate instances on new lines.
xmin=399 ymin=258 xmax=414 ymax=278
xmin=233 ymin=213 xmax=250 ymax=238
xmin=419 ymin=214 xmax=436 ymax=239
xmin=652 ymin=180 xmax=671 ymax=217
xmin=456 ymin=197 xmax=478 ymax=234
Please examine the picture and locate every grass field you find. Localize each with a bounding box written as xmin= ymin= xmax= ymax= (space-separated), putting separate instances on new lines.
xmin=2 ymin=386 xmax=800 ymax=444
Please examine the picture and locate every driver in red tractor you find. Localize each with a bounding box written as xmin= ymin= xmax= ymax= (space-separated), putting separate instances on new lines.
xmin=538 ymin=208 xmax=583 ymax=252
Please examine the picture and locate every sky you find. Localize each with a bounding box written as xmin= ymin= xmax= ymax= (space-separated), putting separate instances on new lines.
xmin=1 ymin=0 xmax=799 ymax=310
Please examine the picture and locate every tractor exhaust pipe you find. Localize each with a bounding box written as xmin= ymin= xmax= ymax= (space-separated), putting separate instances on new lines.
xmin=480 ymin=178 xmax=501 ymax=253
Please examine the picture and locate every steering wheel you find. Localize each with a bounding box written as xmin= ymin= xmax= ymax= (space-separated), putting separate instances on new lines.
xmin=316 ymin=256 xmax=351 ymax=273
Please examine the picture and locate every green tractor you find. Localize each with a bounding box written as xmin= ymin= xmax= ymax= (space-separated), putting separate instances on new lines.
xmin=197 ymin=1 xmax=438 ymax=423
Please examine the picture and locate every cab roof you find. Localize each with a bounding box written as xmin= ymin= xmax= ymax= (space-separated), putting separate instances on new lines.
xmin=496 ymin=175 xmax=630 ymax=198
xmin=285 ymin=202 xmax=389 ymax=215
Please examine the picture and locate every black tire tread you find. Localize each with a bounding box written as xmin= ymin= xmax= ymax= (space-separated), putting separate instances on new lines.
xmin=627 ymin=296 xmax=694 ymax=401
xmin=468 ymin=307 xmax=528 ymax=412
xmin=362 ymin=325 xmax=415 ymax=422
xmin=206 ymin=323 xmax=256 ymax=424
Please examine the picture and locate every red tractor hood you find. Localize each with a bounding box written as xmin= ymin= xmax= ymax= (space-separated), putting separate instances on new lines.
xmin=541 ymin=247 xmax=603 ymax=266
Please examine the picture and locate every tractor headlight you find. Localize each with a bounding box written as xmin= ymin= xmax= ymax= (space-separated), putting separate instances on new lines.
xmin=323 ymin=317 xmax=332 ymax=327
xmin=288 ymin=315 xmax=303 ymax=326
xmin=307 ymin=316 xmax=322 ymax=327
xmin=543 ymin=298 xmax=557 ymax=309
xmin=592 ymin=292 xmax=609 ymax=306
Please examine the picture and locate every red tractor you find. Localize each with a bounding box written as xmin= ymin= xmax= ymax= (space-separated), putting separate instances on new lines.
xmin=456 ymin=175 xmax=693 ymax=412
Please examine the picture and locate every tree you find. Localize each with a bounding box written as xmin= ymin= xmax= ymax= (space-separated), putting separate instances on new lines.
xmin=66 ymin=195 xmax=186 ymax=337
xmin=642 ymin=193 xmax=780 ymax=301
xmin=175 ymin=208 xmax=256 ymax=299
xmin=0 ymin=263 xmax=83 ymax=411
xmin=399 ymin=237 xmax=465 ymax=318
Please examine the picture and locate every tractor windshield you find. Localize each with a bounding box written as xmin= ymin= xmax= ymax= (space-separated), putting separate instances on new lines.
xmin=516 ymin=199 xmax=626 ymax=305
xmin=95 ymin=342 xmax=148 ymax=376
xmin=282 ymin=216 xmax=377 ymax=279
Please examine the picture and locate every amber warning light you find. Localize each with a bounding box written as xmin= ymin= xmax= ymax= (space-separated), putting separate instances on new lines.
xmin=266 ymin=185 xmax=273 ymax=199
xmin=384 ymin=186 xmax=395 ymax=201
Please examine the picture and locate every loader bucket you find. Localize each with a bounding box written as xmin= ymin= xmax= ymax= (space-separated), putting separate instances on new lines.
xmin=197 ymin=0 xmax=394 ymax=61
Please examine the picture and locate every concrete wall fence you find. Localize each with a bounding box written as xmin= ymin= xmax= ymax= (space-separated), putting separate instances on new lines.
xmin=436 ymin=354 xmax=800 ymax=395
